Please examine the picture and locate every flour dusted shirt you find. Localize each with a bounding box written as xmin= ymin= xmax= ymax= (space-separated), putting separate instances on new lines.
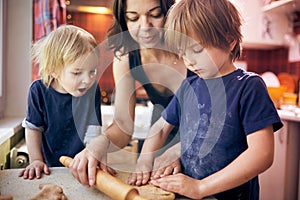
xmin=162 ymin=68 xmax=282 ymax=199
xmin=23 ymin=79 xmax=102 ymax=167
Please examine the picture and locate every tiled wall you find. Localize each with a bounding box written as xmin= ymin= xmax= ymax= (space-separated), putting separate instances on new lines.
xmin=240 ymin=48 xmax=300 ymax=78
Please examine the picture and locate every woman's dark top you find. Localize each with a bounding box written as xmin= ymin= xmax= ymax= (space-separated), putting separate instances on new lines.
xmin=129 ymin=49 xmax=192 ymax=153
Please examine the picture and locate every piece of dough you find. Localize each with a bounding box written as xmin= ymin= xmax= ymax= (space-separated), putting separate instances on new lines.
xmin=0 ymin=194 xmax=13 ymax=200
xmin=135 ymin=184 xmax=176 ymax=200
xmin=116 ymin=171 xmax=175 ymax=200
xmin=30 ymin=183 xmax=68 ymax=200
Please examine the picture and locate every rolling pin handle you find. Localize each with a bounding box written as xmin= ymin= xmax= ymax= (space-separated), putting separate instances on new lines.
xmin=59 ymin=156 xmax=72 ymax=167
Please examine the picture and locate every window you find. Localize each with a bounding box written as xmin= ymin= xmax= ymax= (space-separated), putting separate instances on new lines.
xmin=0 ymin=0 xmax=5 ymax=118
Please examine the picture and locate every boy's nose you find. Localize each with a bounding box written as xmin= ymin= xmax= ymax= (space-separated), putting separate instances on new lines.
xmin=82 ymin=75 xmax=93 ymax=84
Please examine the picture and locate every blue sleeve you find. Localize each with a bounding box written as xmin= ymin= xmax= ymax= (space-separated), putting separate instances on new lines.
xmin=24 ymin=80 xmax=45 ymax=129
xmin=162 ymin=80 xmax=188 ymax=127
xmin=240 ymin=76 xmax=282 ymax=135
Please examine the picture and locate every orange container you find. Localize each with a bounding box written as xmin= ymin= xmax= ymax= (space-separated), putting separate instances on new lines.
xmin=267 ymin=86 xmax=286 ymax=108
xmin=282 ymin=92 xmax=297 ymax=106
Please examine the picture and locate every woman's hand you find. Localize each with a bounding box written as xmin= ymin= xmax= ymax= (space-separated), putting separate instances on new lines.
xmin=18 ymin=160 xmax=50 ymax=180
xmin=70 ymin=134 xmax=116 ymax=187
xmin=70 ymin=147 xmax=116 ymax=187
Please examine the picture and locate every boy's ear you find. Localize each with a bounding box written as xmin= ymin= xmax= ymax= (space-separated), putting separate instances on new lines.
xmin=229 ymin=39 xmax=237 ymax=51
xmin=226 ymin=35 xmax=237 ymax=51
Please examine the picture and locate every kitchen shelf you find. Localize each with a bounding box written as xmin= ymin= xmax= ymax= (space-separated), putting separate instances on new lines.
xmin=262 ymin=0 xmax=299 ymax=13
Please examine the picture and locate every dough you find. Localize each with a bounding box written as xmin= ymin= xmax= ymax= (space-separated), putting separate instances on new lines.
xmin=0 ymin=193 xmax=13 ymax=200
xmin=116 ymin=171 xmax=175 ymax=200
xmin=135 ymin=184 xmax=176 ymax=200
xmin=30 ymin=183 xmax=68 ymax=200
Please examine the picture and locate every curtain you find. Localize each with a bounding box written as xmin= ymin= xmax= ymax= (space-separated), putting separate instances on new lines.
xmin=32 ymin=0 xmax=66 ymax=80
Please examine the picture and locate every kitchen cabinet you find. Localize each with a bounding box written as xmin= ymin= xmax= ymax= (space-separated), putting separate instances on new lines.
xmin=0 ymin=138 xmax=10 ymax=170
xmin=262 ymin=0 xmax=297 ymax=13
xmin=299 ymin=158 xmax=300 ymax=200
xmin=0 ymin=118 xmax=24 ymax=170
xmin=231 ymin=0 xmax=297 ymax=49
xmin=259 ymin=113 xmax=300 ymax=200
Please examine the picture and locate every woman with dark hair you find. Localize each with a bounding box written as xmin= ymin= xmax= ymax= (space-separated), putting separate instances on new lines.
xmin=69 ymin=0 xmax=189 ymax=187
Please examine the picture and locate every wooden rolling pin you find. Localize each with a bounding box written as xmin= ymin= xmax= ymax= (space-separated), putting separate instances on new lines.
xmin=60 ymin=156 xmax=147 ymax=200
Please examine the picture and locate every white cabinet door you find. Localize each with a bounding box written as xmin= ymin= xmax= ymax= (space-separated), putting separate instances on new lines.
xmin=231 ymin=0 xmax=290 ymax=49
xmin=259 ymin=120 xmax=300 ymax=200
xmin=259 ymin=122 xmax=287 ymax=200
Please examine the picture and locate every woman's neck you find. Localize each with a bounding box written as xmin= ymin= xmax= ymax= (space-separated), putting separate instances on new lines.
xmin=140 ymin=48 xmax=167 ymax=63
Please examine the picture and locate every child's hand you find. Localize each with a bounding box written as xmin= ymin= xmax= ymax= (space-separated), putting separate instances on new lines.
xmin=150 ymin=173 xmax=203 ymax=199
xmin=128 ymin=159 xmax=153 ymax=186
xmin=151 ymin=142 xmax=181 ymax=179
xmin=151 ymin=157 xmax=181 ymax=180
xmin=18 ymin=160 xmax=50 ymax=180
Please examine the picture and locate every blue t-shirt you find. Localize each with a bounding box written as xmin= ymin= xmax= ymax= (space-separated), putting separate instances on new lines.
xmin=162 ymin=68 xmax=283 ymax=200
xmin=23 ymin=79 xmax=102 ymax=167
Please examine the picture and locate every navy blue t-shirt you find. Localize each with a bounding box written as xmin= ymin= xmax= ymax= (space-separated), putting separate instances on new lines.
xmin=162 ymin=68 xmax=283 ymax=199
xmin=23 ymin=80 xmax=102 ymax=167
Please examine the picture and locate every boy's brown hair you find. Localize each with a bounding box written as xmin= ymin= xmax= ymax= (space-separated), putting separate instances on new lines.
xmin=165 ymin=0 xmax=242 ymax=61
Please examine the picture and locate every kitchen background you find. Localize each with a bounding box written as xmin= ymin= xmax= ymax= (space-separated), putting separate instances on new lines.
xmin=0 ymin=0 xmax=300 ymax=200
xmin=31 ymin=0 xmax=300 ymax=105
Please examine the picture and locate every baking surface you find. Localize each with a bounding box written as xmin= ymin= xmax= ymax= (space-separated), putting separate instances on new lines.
xmin=0 ymin=166 xmax=216 ymax=200
xmin=0 ymin=167 xmax=110 ymax=200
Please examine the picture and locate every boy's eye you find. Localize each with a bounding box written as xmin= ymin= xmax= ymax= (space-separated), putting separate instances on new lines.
xmin=73 ymin=71 xmax=81 ymax=75
xmin=193 ymin=47 xmax=204 ymax=53
xmin=191 ymin=44 xmax=204 ymax=53
xmin=90 ymin=69 xmax=97 ymax=76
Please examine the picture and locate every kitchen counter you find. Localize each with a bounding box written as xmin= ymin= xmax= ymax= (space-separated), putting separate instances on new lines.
xmin=1 ymin=167 xmax=109 ymax=199
xmin=0 ymin=167 xmax=108 ymax=200
xmin=277 ymin=108 xmax=300 ymax=122
xmin=0 ymin=166 xmax=216 ymax=200
xmin=0 ymin=117 xmax=23 ymax=146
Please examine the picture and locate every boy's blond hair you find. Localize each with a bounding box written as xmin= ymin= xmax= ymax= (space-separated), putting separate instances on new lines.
xmin=165 ymin=0 xmax=242 ymax=61
xmin=32 ymin=25 xmax=99 ymax=87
